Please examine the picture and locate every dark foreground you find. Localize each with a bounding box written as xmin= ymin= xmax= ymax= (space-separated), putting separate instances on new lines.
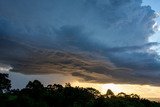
xmin=0 ymin=73 xmax=160 ymax=107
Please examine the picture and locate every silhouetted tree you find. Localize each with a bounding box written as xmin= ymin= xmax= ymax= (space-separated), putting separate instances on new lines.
xmin=130 ymin=94 xmax=140 ymax=99
xmin=105 ymin=89 xmax=115 ymax=98
xmin=86 ymin=87 xmax=100 ymax=97
xmin=117 ymin=92 xmax=127 ymax=98
xmin=26 ymin=80 xmax=44 ymax=90
xmin=0 ymin=73 xmax=11 ymax=93
xmin=1 ymin=74 xmax=160 ymax=107
xmin=65 ymin=83 xmax=71 ymax=87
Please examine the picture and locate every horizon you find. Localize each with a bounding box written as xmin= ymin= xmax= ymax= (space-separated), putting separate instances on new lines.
xmin=1 ymin=68 xmax=160 ymax=100
xmin=0 ymin=0 xmax=160 ymax=101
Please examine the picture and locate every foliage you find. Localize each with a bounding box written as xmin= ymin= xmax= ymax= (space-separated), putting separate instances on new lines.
xmin=105 ymin=89 xmax=115 ymax=98
xmin=0 ymin=73 xmax=160 ymax=107
xmin=0 ymin=73 xmax=11 ymax=93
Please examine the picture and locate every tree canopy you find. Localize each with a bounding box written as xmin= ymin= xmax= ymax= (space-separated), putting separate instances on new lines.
xmin=0 ymin=73 xmax=160 ymax=107
xmin=0 ymin=73 xmax=11 ymax=93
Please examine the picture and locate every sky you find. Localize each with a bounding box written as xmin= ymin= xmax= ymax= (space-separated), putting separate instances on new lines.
xmin=144 ymin=0 xmax=160 ymax=54
xmin=0 ymin=0 xmax=160 ymax=99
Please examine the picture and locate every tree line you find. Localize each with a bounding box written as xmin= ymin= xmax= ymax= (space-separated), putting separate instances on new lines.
xmin=0 ymin=73 xmax=160 ymax=107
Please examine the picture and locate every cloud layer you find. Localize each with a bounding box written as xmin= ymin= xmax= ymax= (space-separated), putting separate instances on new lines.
xmin=0 ymin=0 xmax=160 ymax=86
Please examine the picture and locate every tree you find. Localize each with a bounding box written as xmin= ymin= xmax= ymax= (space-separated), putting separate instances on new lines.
xmin=105 ymin=89 xmax=115 ymax=98
xmin=130 ymin=94 xmax=140 ymax=99
xmin=86 ymin=87 xmax=101 ymax=97
xmin=117 ymin=92 xmax=127 ymax=98
xmin=0 ymin=73 xmax=11 ymax=93
xmin=65 ymin=83 xmax=71 ymax=87
xmin=47 ymin=84 xmax=63 ymax=91
xmin=26 ymin=80 xmax=44 ymax=90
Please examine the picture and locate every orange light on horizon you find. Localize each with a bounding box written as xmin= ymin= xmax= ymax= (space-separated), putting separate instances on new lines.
xmin=71 ymin=81 xmax=160 ymax=98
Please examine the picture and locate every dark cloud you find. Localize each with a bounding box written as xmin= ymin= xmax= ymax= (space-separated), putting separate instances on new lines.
xmin=0 ymin=0 xmax=160 ymax=86
xmin=104 ymin=42 xmax=160 ymax=53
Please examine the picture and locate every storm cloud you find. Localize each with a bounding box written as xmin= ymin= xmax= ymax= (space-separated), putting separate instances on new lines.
xmin=0 ymin=0 xmax=160 ymax=86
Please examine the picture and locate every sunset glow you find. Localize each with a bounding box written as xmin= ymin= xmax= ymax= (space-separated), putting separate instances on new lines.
xmin=72 ymin=81 xmax=160 ymax=98
xmin=0 ymin=0 xmax=160 ymax=104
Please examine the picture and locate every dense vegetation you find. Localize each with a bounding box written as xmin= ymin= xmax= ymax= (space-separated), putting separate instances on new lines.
xmin=0 ymin=73 xmax=160 ymax=107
